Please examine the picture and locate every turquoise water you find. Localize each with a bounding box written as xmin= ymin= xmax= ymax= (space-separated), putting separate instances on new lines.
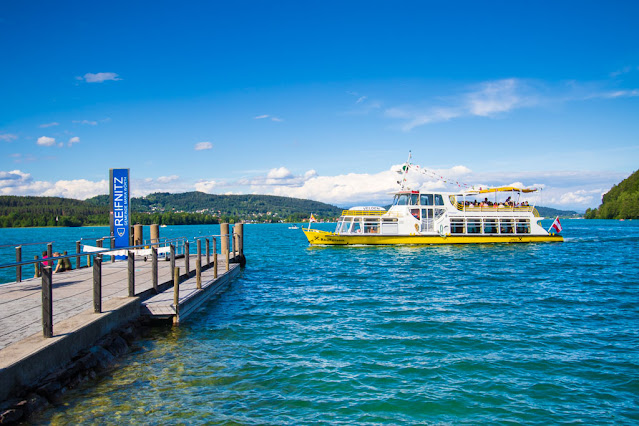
xmin=2 ymin=221 xmax=639 ymax=423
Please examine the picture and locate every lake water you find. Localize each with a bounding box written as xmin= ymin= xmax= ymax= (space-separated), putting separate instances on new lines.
xmin=2 ymin=220 xmax=638 ymax=424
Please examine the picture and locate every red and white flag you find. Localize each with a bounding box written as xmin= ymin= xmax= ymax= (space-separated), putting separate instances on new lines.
xmin=550 ymin=217 xmax=562 ymax=233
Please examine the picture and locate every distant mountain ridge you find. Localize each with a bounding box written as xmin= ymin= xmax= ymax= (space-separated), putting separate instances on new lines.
xmin=0 ymin=192 xmax=343 ymax=227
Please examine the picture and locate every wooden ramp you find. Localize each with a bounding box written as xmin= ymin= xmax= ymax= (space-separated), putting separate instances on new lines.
xmin=141 ymin=261 xmax=240 ymax=323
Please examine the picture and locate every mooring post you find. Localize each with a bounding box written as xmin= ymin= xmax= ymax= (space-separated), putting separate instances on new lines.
xmin=184 ymin=241 xmax=190 ymax=278
xmin=34 ymin=255 xmax=40 ymax=278
xmin=152 ymin=247 xmax=158 ymax=292
xmin=16 ymin=246 xmax=22 ymax=282
xmin=128 ymin=251 xmax=135 ymax=297
xmin=75 ymin=241 xmax=81 ymax=269
xmin=97 ymin=238 xmax=103 ymax=249
xmin=47 ymin=243 xmax=53 ymax=267
xmin=196 ymin=258 xmax=201 ymax=289
xmin=42 ymin=266 xmax=53 ymax=338
xmin=197 ymin=238 xmax=202 ymax=270
xmin=170 ymin=244 xmax=175 ymax=274
xmin=93 ymin=255 xmax=102 ymax=313
xmin=150 ymin=224 xmax=159 ymax=244
xmin=173 ymin=267 xmax=180 ymax=312
xmin=225 ymin=250 xmax=230 ymax=272
xmin=111 ymin=237 xmax=115 ymax=263
xmin=205 ymin=238 xmax=210 ymax=266
xmin=220 ymin=223 xmax=229 ymax=256
xmin=235 ymin=223 xmax=245 ymax=266
xmin=213 ymin=237 xmax=218 ymax=279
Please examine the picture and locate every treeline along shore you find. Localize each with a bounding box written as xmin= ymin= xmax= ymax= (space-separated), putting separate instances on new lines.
xmin=0 ymin=192 xmax=343 ymax=227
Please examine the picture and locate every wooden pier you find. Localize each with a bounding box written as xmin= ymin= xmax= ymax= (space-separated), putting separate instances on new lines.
xmin=0 ymin=224 xmax=245 ymax=405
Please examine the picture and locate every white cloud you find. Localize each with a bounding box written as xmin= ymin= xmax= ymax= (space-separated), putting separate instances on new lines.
xmin=194 ymin=180 xmax=218 ymax=193
xmin=68 ymin=136 xmax=80 ymax=146
xmin=0 ymin=169 xmax=107 ymax=199
xmin=37 ymin=136 xmax=56 ymax=146
xmin=254 ymin=114 xmax=283 ymax=122
xmin=0 ymin=133 xmax=18 ymax=142
xmin=157 ymin=175 xmax=179 ymax=183
xmin=466 ymin=78 xmax=526 ymax=117
xmin=81 ymin=72 xmax=121 ymax=83
xmin=194 ymin=141 xmax=213 ymax=151
xmin=73 ymin=119 xmax=98 ymax=125
xmin=39 ymin=122 xmax=59 ymax=128
xmin=266 ymin=167 xmax=293 ymax=179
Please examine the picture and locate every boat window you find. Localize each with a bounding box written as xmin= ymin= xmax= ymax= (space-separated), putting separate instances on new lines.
xmin=411 ymin=209 xmax=420 ymax=220
xmin=466 ymin=218 xmax=481 ymax=234
xmin=500 ymin=219 xmax=514 ymax=234
xmin=352 ymin=219 xmax=362 ymax=234
xmin=516 ymin=219 xmax=530 ymax=234
xmin=421 ymin=209 xmax=434 ymax=232
xmin=409 ymin=194 xmax=419 ymax=205
xmin=483 ymin=218 xmax=498 ymax=234
xmin=363 ymin=218 xmax=380 ymax=234
xmin=434 ymin=194 xmax=444 ymax=206
xmin=450 ymin=218 xmax=464 ymax=234
xmin=340 ymin=218 xmax=352 ymax=234
xmin=434 ymin=209 xmax=446 ymax=220
xmin=420 ymin=194 xmax=433 ymax=206
xmin=394 ymin=194 xmax=409 ymax=206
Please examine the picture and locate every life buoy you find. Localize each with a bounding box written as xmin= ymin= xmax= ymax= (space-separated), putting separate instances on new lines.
xmin=415 ymin=223 xmax=419 ymax=231
xmin=439 ymin=224 xmax=444 ymax=234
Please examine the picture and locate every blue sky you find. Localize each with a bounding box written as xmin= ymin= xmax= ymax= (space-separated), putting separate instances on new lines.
xmin=1 ymin=1 xmax=638 ymax=211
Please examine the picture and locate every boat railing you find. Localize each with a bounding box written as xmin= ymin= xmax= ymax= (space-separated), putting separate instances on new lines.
xmin=341 ymin=210 xmax=387 ymax=216
xmin=450 ymin=198 xmax=539 ymax=217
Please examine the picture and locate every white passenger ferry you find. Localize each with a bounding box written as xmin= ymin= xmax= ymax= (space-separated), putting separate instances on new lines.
xmin=303 ymin=186 xmax=563 ymax=245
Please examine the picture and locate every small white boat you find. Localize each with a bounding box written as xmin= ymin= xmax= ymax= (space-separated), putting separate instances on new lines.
xmin=288 ymin=224 xmax=300 ymax=229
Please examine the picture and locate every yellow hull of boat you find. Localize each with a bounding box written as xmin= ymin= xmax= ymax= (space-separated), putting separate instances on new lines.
xmin=303 ymin=229 xmax=563 ymax=245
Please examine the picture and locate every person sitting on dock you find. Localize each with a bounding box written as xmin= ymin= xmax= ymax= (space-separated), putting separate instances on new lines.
xmin=53 ymin=252 xmax=67 ymax=274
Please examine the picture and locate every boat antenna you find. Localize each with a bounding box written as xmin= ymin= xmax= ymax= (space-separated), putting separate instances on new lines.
xmin=400 ymin=150 xmax=412 ymax=191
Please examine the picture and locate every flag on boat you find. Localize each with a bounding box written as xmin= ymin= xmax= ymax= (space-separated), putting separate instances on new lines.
xmin=550 ymin=217 xmax=563 ymax=233
xmin=309 ymin=213 xmax=317 ymax=223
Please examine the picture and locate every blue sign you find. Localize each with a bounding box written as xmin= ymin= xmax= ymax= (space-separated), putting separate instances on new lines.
xmin=110 ymin=168 xmax=130 ymax=248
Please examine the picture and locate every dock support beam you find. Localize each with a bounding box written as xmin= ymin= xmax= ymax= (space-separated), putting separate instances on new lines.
xmin=16 ymin=246 xmax=21 ymax=282
xmin=93 ymin=255 xmax=102 ymax=313
xmin=42 ymin=266 xmax=53 ymax=338
xmin=128 ymin=251 xmax=135 ymax=297
xmin=152 ymin=247 xmax=158 ymax=292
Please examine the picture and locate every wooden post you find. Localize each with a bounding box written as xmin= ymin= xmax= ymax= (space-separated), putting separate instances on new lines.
xmin=205 ymin=238 xmax=210 ymax=266
xmin=184 ymin=241 xmax=190 ymax=278
xmin=16 ymin=246 xmax=22 ymax=283
xmin=173 ymin=267 xmax=180 ymax=312
xmin=170 ymin=244 xmax=175 ymax=274
xmin=111 ymin=237 xmax=115 ymax=263
xmin=196 ymin=258 xmax=201 ymax=289
xmin=150 ymin=224 xmax=160 ymax=244
xmin=152 ymin=247 xmax=158 ymax=292
xmin=42 ymin=266 xmax=53 ymax=338
xmin=47 ymin=243 xmax=53 ymax=266
xmin=34 ymin=255 xmax=40 ymax=278
xmin=220 ymin=223 xmax=229 ymax=255
xmin=197 ymin=238 xmax=202 ymax=270
xmin=134 ymin=224 xmax=143 ymax=246
xmin=213 ymin=237 xmax=218 ymax=278
xmin=128 ymin=251 xmax=135 ymax=297
xmin=93 ymin=255 xmax=102 ymax=313
xmin=225 ymin=250 xmax=229 ymax=272
xmin=97 ymin=238 xmax=103 ymax=248
xmin=76 ymin=241 xmax=81 ymax=269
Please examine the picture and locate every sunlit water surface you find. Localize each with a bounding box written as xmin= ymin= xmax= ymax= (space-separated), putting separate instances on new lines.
xmin=1 ymin=220 xmax=638 ymax=424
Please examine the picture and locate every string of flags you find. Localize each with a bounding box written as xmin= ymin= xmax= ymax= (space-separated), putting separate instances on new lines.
xmin=396 ymin=163 xmax=476 ymax=190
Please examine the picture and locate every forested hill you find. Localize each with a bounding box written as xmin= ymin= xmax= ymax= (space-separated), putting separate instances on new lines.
xmin=0 ymin=192 xmax=343 ymax=227
xmin=585 ymin=170 xmax=639 ymax=219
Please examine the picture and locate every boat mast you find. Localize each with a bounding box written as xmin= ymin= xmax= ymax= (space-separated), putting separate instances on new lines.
xmin=400 ymin=151 xmax=412 ymax=191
